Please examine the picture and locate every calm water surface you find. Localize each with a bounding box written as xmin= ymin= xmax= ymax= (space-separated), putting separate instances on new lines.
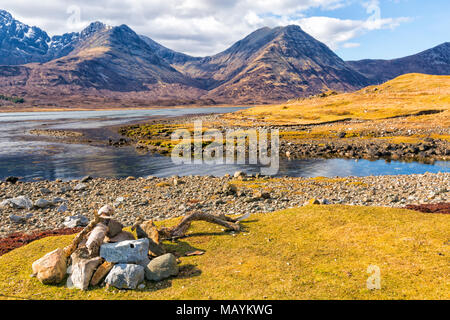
xmin=0 ymin=108 xmax=448 ymax=181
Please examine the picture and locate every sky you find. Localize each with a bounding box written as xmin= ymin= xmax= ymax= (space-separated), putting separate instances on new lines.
xmin=1 ymin=0 xmax=449 ymax=60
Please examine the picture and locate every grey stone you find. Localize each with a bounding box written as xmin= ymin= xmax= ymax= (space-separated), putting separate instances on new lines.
xmin=105 ymin=264 xmax=145 ymax=290
xmin=69 ymin=257 xmax=103 ymax=290
xmin=59 ymin=186 xmax=72 ymax=194
xmin=52 ymin=197 xmax=67 ymax=204
xmin=0 ymin=200 xmax=10 ymax=208
xmin=1 ymin=196 xmax=33 ymax=209
xmin=100 ymin=239 xmax=149 ymax=264
xmin=74 ymin=183 xmax=87 ymax=191
xmin=81 ymin=175 xmax=93 ymax=183
xmin=14 ymin=196 xmax=33 ymax=209
xmin=34 ymin=199 xmax=53 ymax=208
xmin=145 ymin=253 xmax=179 ymax=281
xmin=63 ymin=215 xmax=89 ymax=228
xmin=9 ymin=214 xmax=26 ymax=224
xmin=40 ymin=188 xmax=51 ymax=195
xmin=66 ymin=274 xmax=75 ymax=289
xmin=137 ymin=256 xmax=151 ymax=268
xmin=57 ymin=204 xmax=68 ymax=213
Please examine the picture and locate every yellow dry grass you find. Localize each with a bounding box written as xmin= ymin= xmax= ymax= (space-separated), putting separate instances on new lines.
xmin=226 ymin=74 xmax=450 ymax=126
xmin=0 ymin=205 xmax=448 ymax=300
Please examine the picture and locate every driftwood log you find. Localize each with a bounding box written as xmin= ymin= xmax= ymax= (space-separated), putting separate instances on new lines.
xmin=63 ymin=212 xmax=103 ymax=257
xmin=85 ymin=223 xmax=108 ymax=257
xmin=157 ymin=212 xmax=241 ymax=240
xmin=132 ymin=212 xmax=240 ymax=240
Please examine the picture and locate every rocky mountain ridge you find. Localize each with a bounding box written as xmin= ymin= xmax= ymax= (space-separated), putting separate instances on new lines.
xmin=0 ymin=9 xmax=448 ymax=107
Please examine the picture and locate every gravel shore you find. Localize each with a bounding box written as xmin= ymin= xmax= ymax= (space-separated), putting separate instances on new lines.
xmin=0 ymin=172 xmax=448 ymax=237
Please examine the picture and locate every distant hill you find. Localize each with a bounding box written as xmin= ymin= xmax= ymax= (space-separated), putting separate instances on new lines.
xmin=229 ymin=73 xmax=450 ymax=125
xmin=0 ymin=17 xmax=207 ymax=107
xmin=347 ymin=43 xmax=450 ymax=83
xmin=198 ymin=25 xmax=370 ymax=103
xmin=0 ymin=9 xmax=448 ymax=108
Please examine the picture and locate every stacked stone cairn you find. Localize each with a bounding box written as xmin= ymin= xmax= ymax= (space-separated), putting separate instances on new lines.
xmin=31 ymin=204 xmax=179 ymax=290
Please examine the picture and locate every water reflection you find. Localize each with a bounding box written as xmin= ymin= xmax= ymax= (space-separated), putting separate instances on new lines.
xmin=0 ymin=145 xmax=448 ymax=181
xmin=0 ymin=108 xmax=448 ymax=181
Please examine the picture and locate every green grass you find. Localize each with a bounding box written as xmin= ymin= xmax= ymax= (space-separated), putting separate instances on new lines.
xmin=0 ymin=94 xmax=24 ymax=104
xmin=0 ymin=205 xmax=448 ymax=300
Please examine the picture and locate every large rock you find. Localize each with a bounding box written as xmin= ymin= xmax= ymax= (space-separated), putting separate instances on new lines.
xmin=32 ymin=248 xmax=67 ymax=284
xmin=105 ymin=264 xmax=145 ymax=290
xmin=104 ymin=218 xmax=123 ymax=238
xmin=145 ymin=253 xmax=179 ymax=281
xmin=105 ymin=231 xmax=135 ymax=243
xmin=134 ymin=220 xmax=165 ymax=256
xmin=100 ymin=238 xmax=149 ymax=264
xmin=0 ymin=196 xmax=33 ymax=209
xmin=70 ymin=257 xmax=102 ymax=290
xmin=90 ymin=261 xmax=114 ymax=286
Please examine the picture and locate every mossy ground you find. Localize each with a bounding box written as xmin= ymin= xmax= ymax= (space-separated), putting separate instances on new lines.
xmin=0 ymin=205 xmax=448 ymax=300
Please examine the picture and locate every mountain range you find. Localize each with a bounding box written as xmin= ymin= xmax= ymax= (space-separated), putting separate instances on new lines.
xmin=0 ymin=9 xmax=448 ymax=108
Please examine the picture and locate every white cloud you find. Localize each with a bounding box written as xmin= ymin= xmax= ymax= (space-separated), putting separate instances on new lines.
xmin=1 ymin=0 xmax=410 ymax=56
xmin=297 ymin=15 xmax=411 ymax=50
xmin=342 ymin=42 xmax=361 ymax=48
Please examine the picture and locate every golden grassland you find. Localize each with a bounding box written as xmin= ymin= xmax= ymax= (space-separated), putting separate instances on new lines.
xmin=122 ymin=74 xmax=450 ymax=151
xmin=0 ymin=205 xmax=448 ymax=300
xmin=224 ymin=74 xmax=450 ymax=126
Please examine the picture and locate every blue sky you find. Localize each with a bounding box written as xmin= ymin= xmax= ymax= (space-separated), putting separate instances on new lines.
xmin=2 ymin=0 xmax=449 ymax=60
xmin=324 ymin=0 xmax=450 ymax=60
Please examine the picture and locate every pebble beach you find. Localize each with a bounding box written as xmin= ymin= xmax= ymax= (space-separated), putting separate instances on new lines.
xmin=1 ymin=172 xmax=448 ymax=237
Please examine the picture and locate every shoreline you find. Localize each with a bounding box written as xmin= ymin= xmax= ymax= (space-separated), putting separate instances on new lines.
xmin=119 ymin=114 xmax=450 ymax=163
xmin=0 ymin=172 xmax=448 ymax=238
xmin=0 ymin=104 xmax=253 ymax=114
